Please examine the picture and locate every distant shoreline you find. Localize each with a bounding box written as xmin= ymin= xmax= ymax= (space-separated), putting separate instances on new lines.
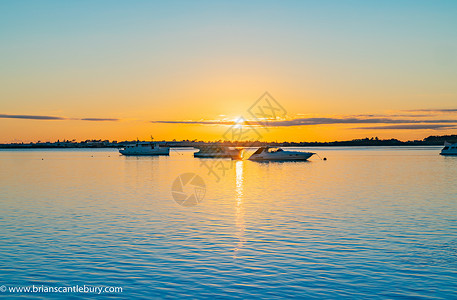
xmin=1 ymin=135 xmax=455 ymax=149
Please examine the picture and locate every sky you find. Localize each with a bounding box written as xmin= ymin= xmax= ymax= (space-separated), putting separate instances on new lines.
xmin=1 ymin=0 xmax=457 ymax=143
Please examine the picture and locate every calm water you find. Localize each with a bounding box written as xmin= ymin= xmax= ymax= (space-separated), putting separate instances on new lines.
xmin=1 ymin=147 xmax=456 ymax=299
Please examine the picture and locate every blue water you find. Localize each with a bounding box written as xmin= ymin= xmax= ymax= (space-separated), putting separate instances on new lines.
xmin=0 ymin=147 xmax=456 ymax=299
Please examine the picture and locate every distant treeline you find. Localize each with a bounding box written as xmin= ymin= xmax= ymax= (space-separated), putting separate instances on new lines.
xmin=423 ymin=135 xmax=457 ymax=143
xmin=1 ymin=135 xmax=456 ymax=148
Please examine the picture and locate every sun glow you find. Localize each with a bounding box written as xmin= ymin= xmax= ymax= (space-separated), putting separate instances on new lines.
xmin=232 ymin=117 xmax=245 ymax=129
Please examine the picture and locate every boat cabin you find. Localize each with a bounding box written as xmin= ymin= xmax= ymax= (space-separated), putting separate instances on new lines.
xmin=252 ymin=147 xmax=284 ymax=154
xmin=125 ymin=142 xmax=162 ymax=149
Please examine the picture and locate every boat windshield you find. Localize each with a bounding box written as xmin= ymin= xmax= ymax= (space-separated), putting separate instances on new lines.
xmin=253 ymin=147 xmax=265 ymax=155
xmin=267 ymin=148 xmax=283 ymax=153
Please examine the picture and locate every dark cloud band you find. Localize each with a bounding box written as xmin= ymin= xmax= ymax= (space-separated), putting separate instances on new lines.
xmin=151 ymin=117 xmax=457 ymax=127
xmin=354 ymin=124 xmax=457 ymax=130
xmin=0 ymin=114 xmax=119 ymax=121
xmin=403 ymin=109 xmax=457 ymax=113
xmin=0 ymin=114 xmax=65 ymax=120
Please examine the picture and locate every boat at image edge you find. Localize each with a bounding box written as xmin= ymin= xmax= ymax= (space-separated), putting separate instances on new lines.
xmin=248 ymin=147 xmax=315 ymax=161
xmin=119 ymin=142 xmax=170 ymax=156
xmin=440 ymin=142 xmax=457 ymax=155
xmin=194 ymin=146 xmax=243 ymax=159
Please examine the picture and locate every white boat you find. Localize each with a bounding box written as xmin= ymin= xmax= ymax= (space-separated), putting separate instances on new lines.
xmin=119 ymin=142 xmax=170 ymax=156
xmin=248 ymin=147 xmax=315 ymax=161
xmin=440 ymin=142 xmax=457 ymax=155
xmin=194 ymin=146 xmax=243 ymax=160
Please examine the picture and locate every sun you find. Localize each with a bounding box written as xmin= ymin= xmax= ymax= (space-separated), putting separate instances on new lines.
xmin=232 ymin=117 xmax=245 ymax=129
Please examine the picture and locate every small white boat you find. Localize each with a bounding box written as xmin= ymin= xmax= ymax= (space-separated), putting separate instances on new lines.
xmin=248 ymin=147 xmax=315 ymax=161
xmin=194 ymin=146 xmax=243 ymax=160
xmin=440 ymin=142 xmax=457 ymax=155
xmin=119 ymin=142 xmax=170 ymax=156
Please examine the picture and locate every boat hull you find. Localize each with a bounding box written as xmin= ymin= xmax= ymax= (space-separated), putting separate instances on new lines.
xmin=119 ymin=148 xmax=170 ymax=156
xmin=249 ymin=152 xmax=314 ymax=161
xmin=440 ymin=152 xmax=457 ymax=156
xmin=194 ymin=153 xmax=237 ymax=158
xmin=193 ymin=147 xmax=243 ymax=160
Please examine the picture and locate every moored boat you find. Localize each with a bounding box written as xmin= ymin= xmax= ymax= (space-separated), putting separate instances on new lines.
xmin=248 ymin=147 xmax=314 ymax=161
xmin=440 ymin=142 xmax=457 ymax=155
xmin=194 ymin=146 xmax=243 ymax=160
xmin=119 ymin=142 xmax=170 ymax=156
